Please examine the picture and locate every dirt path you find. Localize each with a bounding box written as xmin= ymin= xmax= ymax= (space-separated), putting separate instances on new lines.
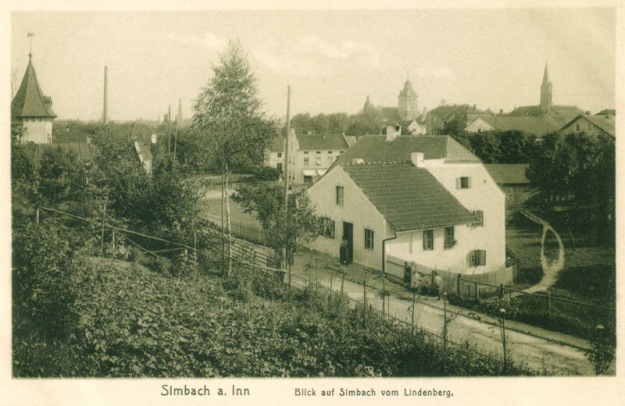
xmin=520 ymin=210 xmax=565 ymax=294
xmin=287 ymin=260 xmax=592 ymax=375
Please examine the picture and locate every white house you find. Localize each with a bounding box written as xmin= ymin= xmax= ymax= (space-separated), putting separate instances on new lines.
xmin=265 ymin=137 xmax=286 ymax=175
xmin=286 ymin=131 xmax=349 ymax=184
xmin=307 ymin=134 xmax=507 ymax=286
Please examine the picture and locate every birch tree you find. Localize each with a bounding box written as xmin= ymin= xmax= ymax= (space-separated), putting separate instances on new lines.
xmin=193 ymin=40 xmax=278 ymax=277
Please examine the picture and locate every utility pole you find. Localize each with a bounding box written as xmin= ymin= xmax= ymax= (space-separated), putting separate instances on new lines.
xmin=168 ymin=105 xmax=172 ymax=154
xmin=283 ymin=85 xmax=291 ymax=286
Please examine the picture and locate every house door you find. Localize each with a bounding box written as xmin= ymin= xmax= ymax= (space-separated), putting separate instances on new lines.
xmin=341 ymin=222 xmax=353 ymax=264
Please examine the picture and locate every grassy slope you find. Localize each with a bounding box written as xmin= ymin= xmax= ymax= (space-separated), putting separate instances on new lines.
xmin=14 ymin=256 xmax=537 ymax=377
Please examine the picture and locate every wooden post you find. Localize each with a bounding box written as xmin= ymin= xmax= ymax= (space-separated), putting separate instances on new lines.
xmin=411 ymin=288 xmax=416 ymax=335
xmin=193 ymin=228 xmax=197 ymax=266
xmin=547 ymin=292 xmax=552 ymax=318
xmin=112 ymin=228 xmax=116 ymax=256
xmin=475 ymin=282 xmax=479 ymax=301
xmin=456 ymin=274 xmax=461 ymax=297
xmin=100 ymin=198 xmax=107 ymax=256
xmin=363 ymin=269 xmax=367 ymax=328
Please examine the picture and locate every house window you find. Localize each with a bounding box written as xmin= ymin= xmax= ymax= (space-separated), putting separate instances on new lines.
xmin=444 ymin=226 xmax=455 ymax=249
xmin=365 ymin=228 xmax=374 ymax=251
xmin=304 ymin=156 xmax=309 ymax=166
xmin=472 ymin=210 xmax=484 ymax=227
xmin=336 ymin=186 xmax=344 ymax=206
xmin=277 ymin=152 xmax=282 ymax=158
xmin=457 ymin=176 xmax=471 ymax=189
xmin=320 ymin=217 xmax=335 ymax=239
xmin=470 ymin=250 xmax=486 ymax=266
xmin=575 ymin=122 xmax=581 ymax=132
xmin=423 ymin=229 xmax=434 ymax=251
xmin=587 ymin=122 xmax=593 ymax=132
xmin=328 ymin=151 xmax=333 ymax=154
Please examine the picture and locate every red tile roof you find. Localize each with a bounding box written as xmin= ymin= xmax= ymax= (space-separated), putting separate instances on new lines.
xmin=11 ymin=57 xmax=57 ymax=119
xmin=344 ymin=163 xmax=475 ymax=231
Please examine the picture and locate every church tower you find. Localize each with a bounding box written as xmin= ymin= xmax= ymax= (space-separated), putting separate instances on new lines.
xmin=11 ymin=43 xmax=57 ymax=144
xmin=540 ymin=63 xmax=553 ymax=113
xmin=398 ymin=78 xmax=418 ymax=120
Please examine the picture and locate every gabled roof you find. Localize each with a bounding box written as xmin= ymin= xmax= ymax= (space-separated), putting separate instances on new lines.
xmin=560 ymin=114 xmax=615 ymax=137
xmin=269 ymin=136 xmax=285 ymax=152
xmin=21 ymin=142 xmax=98 ymax=163
xmin=507 ymin=104 xmax=583 ymax=126
xmin=11 ymin=57 xmax=57 ymax=119
xmin=379 ymin=106 xmax=401 ymax=122
xmin=477 ymin=115 xmax=560 ymax=136
xmin=296 ymin=132 xmax=348 ymax=151
xmin=484 ymin=164 xmax=529 ymax=185
xmin=335 ymin=135 xmax=480 ymax=166
xmin=343 ymin=163 xmax=475 ymax=231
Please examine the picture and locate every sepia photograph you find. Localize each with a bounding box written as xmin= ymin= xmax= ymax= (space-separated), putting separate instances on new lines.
xmin=2 ymin=1 xmax=623 ymax=404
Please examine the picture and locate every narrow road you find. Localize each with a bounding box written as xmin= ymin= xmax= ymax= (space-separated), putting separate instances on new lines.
xmin=285 ymin=263 xmax=592 ymax=375
xmin=520 ymin=210 xmax=565 ymax=294
xmin=206 ymin=196 xmax=593 ymax=375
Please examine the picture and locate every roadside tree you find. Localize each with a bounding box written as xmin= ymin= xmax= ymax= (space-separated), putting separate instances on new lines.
xmin=193 ymin=40 xmax=278 ymax=277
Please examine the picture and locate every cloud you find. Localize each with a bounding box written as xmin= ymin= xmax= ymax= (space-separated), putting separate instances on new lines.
xmin=167 ymin=31 xmax=227 ymax=53
xmin=254 ymin=35 xmax=383 ymax=76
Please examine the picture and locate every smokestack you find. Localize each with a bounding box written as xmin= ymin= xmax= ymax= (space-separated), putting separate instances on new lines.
xmin=102 ymin=66 xmax=109 ymax=125
xmin=177 ymin=98 xmax=183 ymax=125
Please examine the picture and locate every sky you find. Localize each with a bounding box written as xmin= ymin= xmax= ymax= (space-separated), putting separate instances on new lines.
xmin=10 ymin=7 xmax=617 ymax=122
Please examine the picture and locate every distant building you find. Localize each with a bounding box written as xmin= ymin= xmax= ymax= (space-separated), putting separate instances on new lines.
xmin=11 ymin=53 xmax=57 ymax=144
xmin=505 ymin=64 xmax=583 ymax=127
xmin=465 ymin=115 xmax=560 ymax=137
xmin=285 ymin=131 xmax=349 ymax=184
xmin=397 ymin=78 xmax=418 ymax=120
xmin=426 ymin=104 xmax=492 ymax=135
xmin=559 ymin=113 xmax=615 ymax=138
xmin=484 ymin=164 xmax=535 ymax=208
xmin=265 ymin=136 xmax=286 ymax=174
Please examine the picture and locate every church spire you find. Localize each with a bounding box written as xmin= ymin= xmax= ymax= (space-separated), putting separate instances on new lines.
xmin=540 ymin=62 xmax=552 ymax=113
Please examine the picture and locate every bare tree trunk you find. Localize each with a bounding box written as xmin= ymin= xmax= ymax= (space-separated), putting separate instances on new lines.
xmin=225 ymin=162 xmax=233 ymax=278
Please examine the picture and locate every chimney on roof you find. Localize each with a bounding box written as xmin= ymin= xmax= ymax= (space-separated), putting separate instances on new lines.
xmin=411 ymin=152 xmax=425 ymax=168
xmin=385 ymin=124 xmax=399 ymax=142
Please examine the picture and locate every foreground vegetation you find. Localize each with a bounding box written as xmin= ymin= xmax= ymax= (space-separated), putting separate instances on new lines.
xmin=13 ymin=220 xmax=542 ymax=377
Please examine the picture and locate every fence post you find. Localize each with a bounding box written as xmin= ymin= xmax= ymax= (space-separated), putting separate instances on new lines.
xmin=363 ymin=269 xmax=367 ymax=328
xmin=100 ymin=198 xmax=107 ymax=256
xmin=411 ymin=289 xmax=416 ymax=335
xmin=475 ymin=282 xmax=479 ymax=301
xmin=547 ymin=292 xmax=552 ymax=318
xmin=456 ymin=274 xmax=461 ymax=297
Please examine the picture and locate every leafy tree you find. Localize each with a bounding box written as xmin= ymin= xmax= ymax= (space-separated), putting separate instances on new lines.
xmin=527 ymin=132 xmax=615 ymax=245
xmin=233 ymin=183 xmax=319 ymax=271
xmin=36 ymin=146 xmax=84 ymax=206
xmin=193 ymin=40 xmax=279 ymax=276
xmin=496 ymin=130 xmax=538 ymax=163
xmin=469 ymin=132 xmax=501 ymax=163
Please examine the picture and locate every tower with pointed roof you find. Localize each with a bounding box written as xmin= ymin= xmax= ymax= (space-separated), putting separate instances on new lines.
xmin=398 ymin=78 xmax=418 ymax=120
xmin=540 ymin=63 xmax=553 ymax=113
xmin=11 ymin=51 xmax=57 ymax=144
